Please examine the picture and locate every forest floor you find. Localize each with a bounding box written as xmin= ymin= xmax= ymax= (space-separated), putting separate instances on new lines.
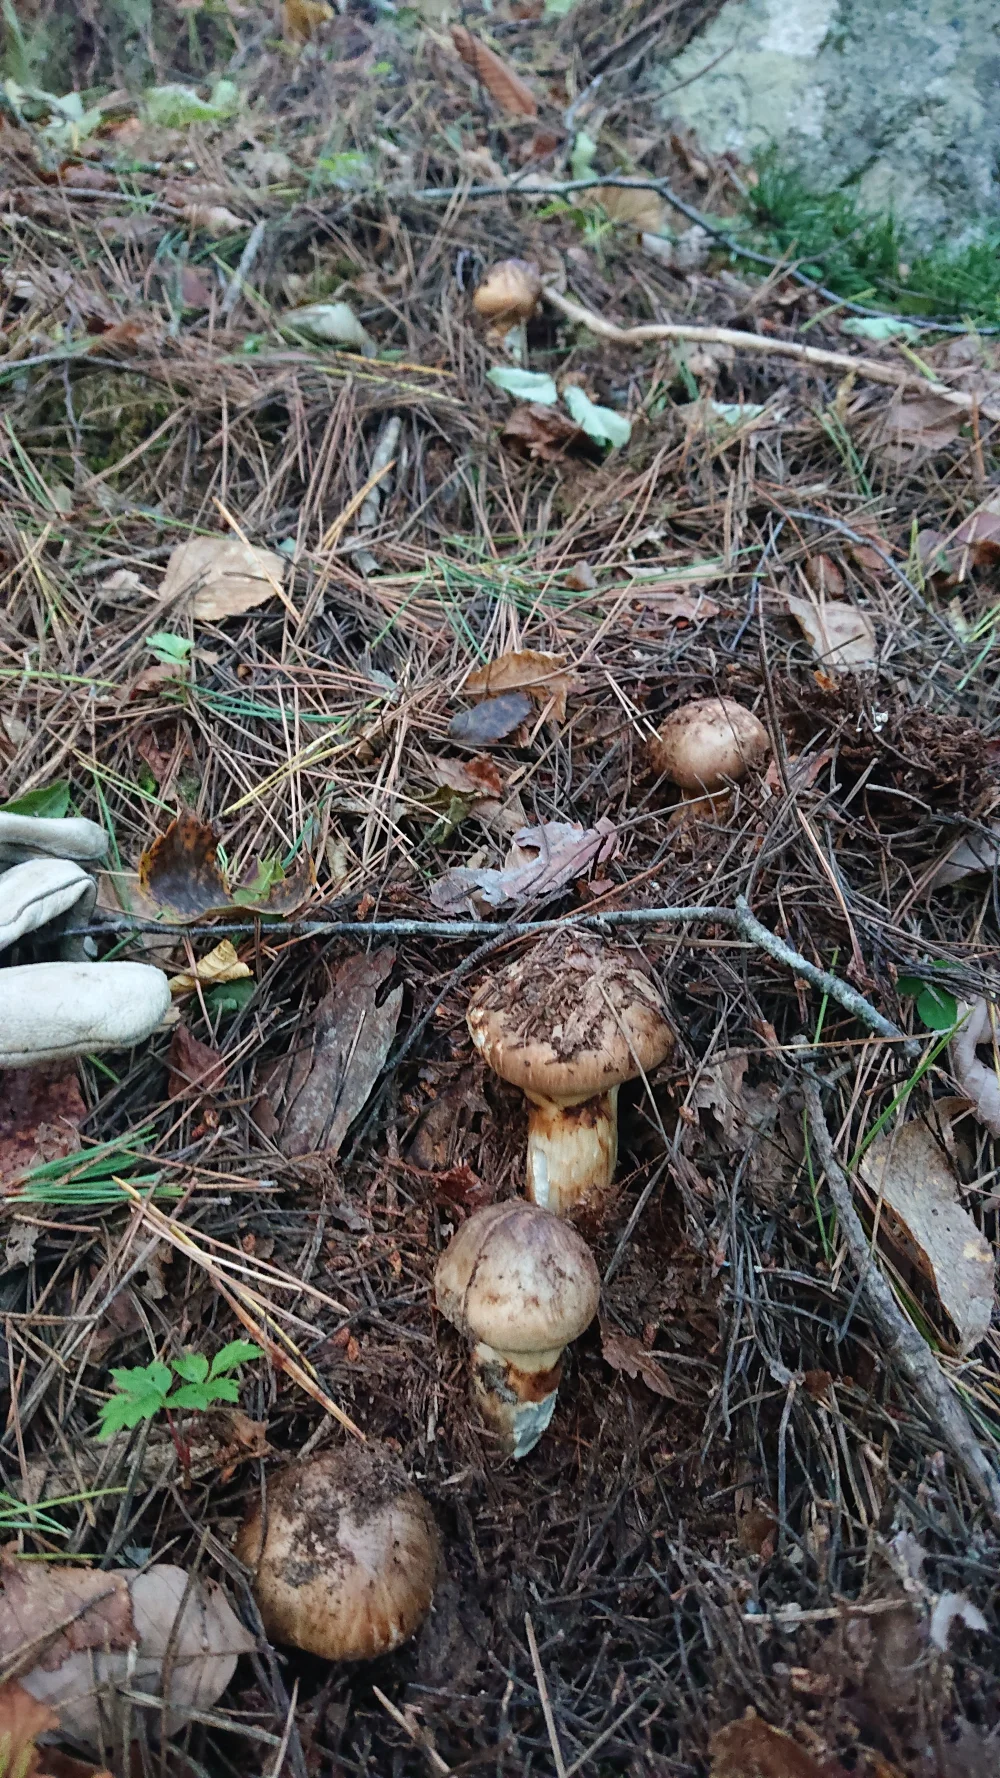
xmin=3 ymin=2 xmax=1000 ymax=1774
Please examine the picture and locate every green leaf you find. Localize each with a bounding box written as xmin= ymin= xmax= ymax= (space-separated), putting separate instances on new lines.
xmin=97 ymin=1394 xmax=152 ymax=1440
xmin=841 ymin=316 xmax=921 ymax=342
xmin=168 ymin=1382 xmax=215 ymax=1411
xmin=486 ymin=367 xmax=559 ymax=404
xmin=211 ymin=1339 xmax=263 ymax=1377
xmin=709 ymin=401 xmax=768 ymax=425
xmin=142 ymin=80 xmax=240 ymax=128
xmin=896 ymin=975 xmax=923 ymax=997
xmin=315 ymin=151 xmax=373 ymax=192
xmin=0 ymin=780 xmax=72 ymax=819
xmin=570 ymin=130 xmax=597 ymax=182
xmin=110 ymin=1361 xmax=173 ymax=1398
xmin=146 ymin=632 xmax=193 ymax=665
xmin=172 ymin=1351 xmax=210 ymax=1385
xmin=562 ymin=385 xmax=631 ymax=449
xmin=916 ymin=983 xmax=958 ymax=1031
xmin=231 ymin=852 xmax=285 ymax=906
xmin=205 ymin=978 xmax=256 ymax=1016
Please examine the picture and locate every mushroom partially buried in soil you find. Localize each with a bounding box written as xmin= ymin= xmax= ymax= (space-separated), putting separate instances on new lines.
xmin=234 ymin=1446 xmax=440 ymax=1661
xmin=472 ymin=258 xmax=542 ymax=325
xmin=467 ymin=930 xmax=673 ymax=1219
xmin=435 ymin=1199 xmax=600 ymax=1458
xmin=649 ymin=696 xmax=769 ymax=795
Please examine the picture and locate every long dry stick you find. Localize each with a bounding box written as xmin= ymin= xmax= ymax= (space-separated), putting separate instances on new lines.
xmin=800 ymin=1074 xmax=1000 ymax=1521
xmin=542 ymin=285 xmax=1000 ymax=422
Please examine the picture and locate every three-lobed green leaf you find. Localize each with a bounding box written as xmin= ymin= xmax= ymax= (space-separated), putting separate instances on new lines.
xmin=96 ymin=1343 xmax=263 ymax=1441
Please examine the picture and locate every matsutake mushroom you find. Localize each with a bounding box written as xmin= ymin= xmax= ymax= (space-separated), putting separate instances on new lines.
xmin=435 ymin=1199 xmax=600 ymax=1457
xmin=649 ymin=697 xmax=769 ymax=795
xmin=235 ymin=1446 xmax=440 ymax=1661
xmin=467 ymin=929 xmax=673 ymax=1219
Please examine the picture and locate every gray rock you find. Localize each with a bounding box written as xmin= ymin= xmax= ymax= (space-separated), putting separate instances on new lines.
xmin=658 ymin=0 xmax=1000 ymax=243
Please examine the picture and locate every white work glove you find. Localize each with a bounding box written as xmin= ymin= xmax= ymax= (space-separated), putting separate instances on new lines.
xmin=0 ymin=813 xmax=170 ymax=1068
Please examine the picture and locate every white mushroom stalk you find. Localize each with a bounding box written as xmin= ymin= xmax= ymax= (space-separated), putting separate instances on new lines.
xmin=467 ymin=930 xmax=673 ymax=1219
xmin=435 ymin=1201 xmax=600 ymax=1458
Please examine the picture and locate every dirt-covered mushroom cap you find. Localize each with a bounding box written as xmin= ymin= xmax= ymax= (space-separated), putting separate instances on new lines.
xmin=473 ymin=259 xmax=543 ymax=323
xmin=435 ymin=1200 xmax=600 ymax=1356
xmin=234 ymin=1447 xmax=439 ymax=1663
xmin=649 ymin=696 xmax=769 ymax=794
xmin=467 ymin=930 xmax=672 ymax=1102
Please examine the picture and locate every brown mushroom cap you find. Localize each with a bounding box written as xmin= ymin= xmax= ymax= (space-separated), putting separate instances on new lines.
xmin=435 ymin=1200 xmax=600 ymax=1356
xmin=472 ymin=259 xmax=543 ymax=322
xmin=649 ymin=696 xmax=768 ymax=793
xmin=467 ymin=930 xmax=673 ymax=1101
xmin=234 ymin=1448 xmax=439 ymax=1662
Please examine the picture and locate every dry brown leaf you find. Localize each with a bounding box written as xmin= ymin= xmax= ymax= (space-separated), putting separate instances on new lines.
xmin=159 ymin=537 xmax=287 ymax=622
xmin=601 ymin=1326 xmax=680 ymax=1400
xmin=877 ymin=392 xmax=962 ymax=453
xmin=784 ymin=591 xmax=876 ymax=671
xmin=928 ymin=829 xmax=1000 ymax=888
xmin=501 ymin=402 xmax=586 ymax=462
xmin=803 ymin=554 xmax=846 ymax=598
xmin=590 ymin=185 xmax=666 ymax=234
xmin=181 ymin=204 xmax=250 ymax=237
xmin=859 ymin=1119 xmax=994 ymax=1354
xmin=283 ymin=0 xmax=333 ymax=38
xmin=139 ymin=812 xmax=312 ymax=923
xmin=710 ymin=1713 xmax=840 ymax=1778
xmin=254 ymin=950 xmax=402 ymax=1157
xmin=450 ymin=26 xmax=538 ymax=116
xmin=167 ymin=1023 xmax=227 ymax=1099
xmin=689 ymin=1050 xmax=749 ymax=1144
xmin=0 ymin=1680 xmax=60 ymax=1778
xmin=0 ymin=1065 xmax=86 ymax=1187
xmin=464 ymin=648 xmax=579 ymax=723
xmin=0 ymin=1554 xmax=134 ymax=1672
xmin=429 ymin=817 xmax=617 ymax=914
xmin=168 ymin=938 xmax=252 ymax=998
xmin=430 ymin=756 xmax=505 ymax=798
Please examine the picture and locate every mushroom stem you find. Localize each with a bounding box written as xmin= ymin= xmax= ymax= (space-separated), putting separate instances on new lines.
xmin=525 ymin=1087 xmax=618 ymax=1219
xmin=471 ymin=1341 xmax=564 ymax=1459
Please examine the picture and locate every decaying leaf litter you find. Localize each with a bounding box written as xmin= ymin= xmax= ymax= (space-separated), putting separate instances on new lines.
xmin=5 ymin=0 xmax=1000 ymax=1772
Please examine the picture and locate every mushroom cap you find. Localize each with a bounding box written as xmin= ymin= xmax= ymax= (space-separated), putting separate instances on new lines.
xmin=467 ymin=930 xmax=673 ymax=1100
xmin=435 ymin=1200 xmax=600 ymax=1355
xmin=234 ymin=1447 xmax=440 ymax=1662
xmin=649 ymin=696 xmax=769 ymax=794
xmin=0 ymin=961 xmax=171 ymax=1068
xmin=473 ymin=259 xmax=542 ymax=322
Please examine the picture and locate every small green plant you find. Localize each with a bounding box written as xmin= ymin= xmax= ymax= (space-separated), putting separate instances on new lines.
xmin=896 ymin=961 xmax=959 ymax=1032
xmin=98 ymin=1341 xmax=263 ymax=1481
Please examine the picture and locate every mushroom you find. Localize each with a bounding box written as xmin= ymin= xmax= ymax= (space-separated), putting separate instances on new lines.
xmin=435 ymin=1199 xmax=599 ymax=1458
xmin=234 ymin=1446 xmax=440 ymax=1661
xmin=649 ymin=696 xmax=769 ymax=795
xmin=0 ymin=961 xmax=172 ymax=1068
xmin=472 ymin=258 xmax=542 ymax=324
xmin=467 ymin=930 xmax=673 ymax=1219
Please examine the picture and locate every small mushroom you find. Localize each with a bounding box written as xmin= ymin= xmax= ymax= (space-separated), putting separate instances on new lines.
xmin=0 ymin=961 xmax=171 ymax=1068
xmin=435 ymin=1200 xmax=600 ymax=1457
xmin=467 ymin=930 xmax=673 ymax=1218
xmin=472 ymin=258 xmax=542 ymax=324
xmin=649 ymin=696 xmax=769 ymax=794
xmin=234 ymin=1446 xmax=440 ymax=1661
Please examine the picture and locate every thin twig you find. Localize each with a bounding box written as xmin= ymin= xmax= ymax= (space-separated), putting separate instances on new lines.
xmin=371 ymin=1685 xmax=452 ymax=1776
xmin=800 ymin=1073 xmax=1000 ymax=1521
xmin=541 ymin=285 xmax=1000 ymax=421
xmin=525 ymin=1612 xmax=568 ymax=1778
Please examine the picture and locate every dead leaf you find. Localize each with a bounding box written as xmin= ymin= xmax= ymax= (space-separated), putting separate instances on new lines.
xmin=448 ymin=691 xmax=534 ymax=746
xmin=254 ymin=950 xmax=402 ymax=1157
xmin=42 ymin=1749 xmax=114 ymax=1778
xmin=859 ymin=1119 xmax=994 ymax=1354
xmin=168 ymin=1024 xmax=227 ymax=1099
xmin=803 ymin=555 xmax=845 ymax=599
xmin=689 ymin=1050 xmax=749 ymax=1144
xmin=590 ymin=185 xmax=666 ymax=234
xmin=159 ymin=537 xmax=287 ymax=622
xmin=181 ymin=204 xmax=250 ymax=237
xmin=283 ymin=0 xmax=333 ymax=38
xmin=601 ymin=1326 xmax=680 ymax=1400
xmin=877 ymin=392 xmax=962 ymax=453
xmin=168 ymin=938 xmax=252 ymax=997
xmin=450 ymin=26 xmax=538 ymax=116
xmin=429 ymin=756 xmax=505 ymax=798
xmin=949 ymin=498 xmax=1000 ymax=569
xmin=0 ymin=1066 xmax=85 ymax=1187
xmin=130 ymin=661 xmax=188 ymax=698
xmin=0 ymin=1553 xmax=133 ymax=1672
xmin=928 ymin=1592 xmax=988 ymax=1650
xmin=179 ymin=266 xmax=214 ymax=309
xmin=928 ymin=828 xmax=1000 ymax=888
xmin=464 ymin=649 xmax=579 ymax=723
xmin=565 ymin=562 xmax=597 ymax=591
xmin=429 ymin=817 xmax=617 ymax=914
xmin=428 ymin=1163 xmax=495 ymax=1210
xmin=501 ymin=402 xmax=586 ymax=461
xmin=710 ymin=1713 xmax=839 ymax=1778
xmin=139 ymin=812 xmax=312 ymax=923
xmin=784 ymin=591 xmax=877 ymax=671
xmin=0 ymin=1680 xmax=59 ymax=1778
